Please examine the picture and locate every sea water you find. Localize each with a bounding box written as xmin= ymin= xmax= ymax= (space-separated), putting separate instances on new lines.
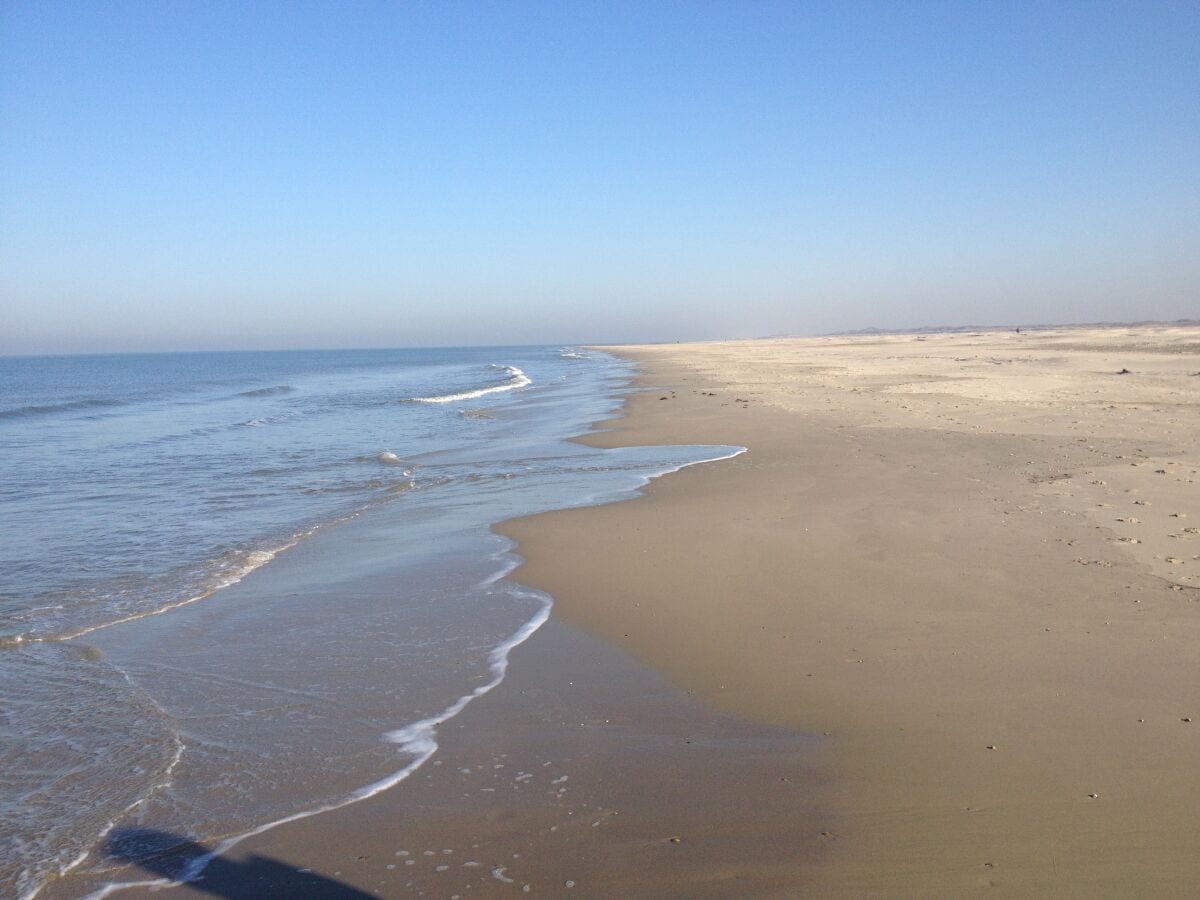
xmin=0 ymin=347 xmax=739 ymax=897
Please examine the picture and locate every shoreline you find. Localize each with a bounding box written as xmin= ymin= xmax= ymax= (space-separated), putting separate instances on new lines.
xmin=501 ymin=327 xmax=1200 ymax=896
xmin=61 ymin=626 xmax=827 ymax=898
xmin=51 ymin=351 xmax=825 ymax=899
xmin=48 ymin=327 xmax=1200 ymax=897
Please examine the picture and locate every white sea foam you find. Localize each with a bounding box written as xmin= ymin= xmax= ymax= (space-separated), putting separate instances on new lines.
xmin=660 ymin=445 xmax=746 ymax=472
xmin=478 ymin=553 xmax=521 ymax=588
xmin=413 ymin=366 xmax=531 ymax=403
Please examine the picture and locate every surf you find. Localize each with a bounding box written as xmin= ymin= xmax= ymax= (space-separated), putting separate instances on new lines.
xmin=412 ymin=365 xmax=531 ymax=403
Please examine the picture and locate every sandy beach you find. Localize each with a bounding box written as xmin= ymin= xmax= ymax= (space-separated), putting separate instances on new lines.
xmin=503 ymin=324 xmax=1200 ymax=896
xmin=66 ymin=325 xmax=1198 ymax=898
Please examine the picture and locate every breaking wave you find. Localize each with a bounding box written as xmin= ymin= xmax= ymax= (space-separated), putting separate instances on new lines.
xmin=412 ymin=366 xmax=531 ymax=403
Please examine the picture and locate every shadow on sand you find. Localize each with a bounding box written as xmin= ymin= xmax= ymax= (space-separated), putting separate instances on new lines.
xmin=104 ymin=827 xmax=376 ymax=899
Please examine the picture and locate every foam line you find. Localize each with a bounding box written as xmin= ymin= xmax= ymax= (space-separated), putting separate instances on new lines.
xmin=413 ymin=366 xmax=531 ymax=403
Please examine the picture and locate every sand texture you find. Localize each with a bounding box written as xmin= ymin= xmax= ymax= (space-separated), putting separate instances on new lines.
xmin=499 ymin=325 xmax=1200 ymax=897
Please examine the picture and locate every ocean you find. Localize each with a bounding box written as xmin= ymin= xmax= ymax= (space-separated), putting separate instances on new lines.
xmin=0 ymin=346 xmax=739 ymax=898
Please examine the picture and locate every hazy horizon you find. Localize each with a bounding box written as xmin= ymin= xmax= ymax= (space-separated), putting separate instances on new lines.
xmin=5 ymin=314 xmax=1200 ymax=360
xmin=3 ymin=2 xmax=1197 ymax=355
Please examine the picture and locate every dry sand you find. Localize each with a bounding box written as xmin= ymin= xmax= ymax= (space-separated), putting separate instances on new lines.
xmin=501 ymin=324 xmax=1200 ymax=897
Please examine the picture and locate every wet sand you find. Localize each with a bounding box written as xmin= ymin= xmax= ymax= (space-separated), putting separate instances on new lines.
xmin=60 ymin=622 xmax=825 ymax=898
xmin=501 ymin=325 xmax=1200 ymax=896
xmin=58 ymin=325 xmax=1199 ymax=898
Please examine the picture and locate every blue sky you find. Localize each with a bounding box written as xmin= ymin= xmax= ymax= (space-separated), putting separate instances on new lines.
xmin=2 ymin=1 xmax=1197 ymax=353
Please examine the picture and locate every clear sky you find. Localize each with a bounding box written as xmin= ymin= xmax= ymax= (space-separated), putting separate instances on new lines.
xmin=2 ymin=1 xmax=1197 ymax=353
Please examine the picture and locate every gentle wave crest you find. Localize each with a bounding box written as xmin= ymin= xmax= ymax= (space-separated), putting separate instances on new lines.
xmin=1 ymin=450 xmax=429 ymax=652
xmin=0 ymin=398 xmax=124 ymax=421
xmin=0 ymin=543 xmax=300 ymax=650
xmin=234 ymin=385 xmax=294 ymax=398
xmin=412 ymin=366 xmax=531 ymax=403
